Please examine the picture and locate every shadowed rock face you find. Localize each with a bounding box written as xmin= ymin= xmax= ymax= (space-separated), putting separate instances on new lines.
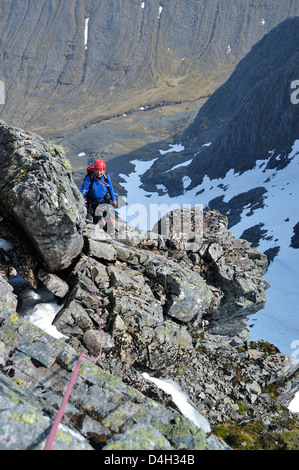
xmin=0 ymin=121 xmax=86 ymax=272
xmin=139 ymin=17 xmax=299 ymax=199
xmin=184 ymin=18 xmax=299 ymax=185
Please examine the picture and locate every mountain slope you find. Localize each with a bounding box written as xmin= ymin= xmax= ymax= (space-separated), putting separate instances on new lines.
xmin=119 ymin=139 xmax=299 ymax=356
xmin=0 ymin=0 xmax=299 ymax=146
xmin=140 ymin=18 xmax=299 ymax=195
xmin=184 ymin=17 xmax=299 ymax=187
xmin=118 ymin=18 xmax=299 ymax=355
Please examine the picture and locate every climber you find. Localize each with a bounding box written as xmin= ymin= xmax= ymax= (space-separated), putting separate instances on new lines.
xmin=80 ymin=159 xmax=117 ymax=227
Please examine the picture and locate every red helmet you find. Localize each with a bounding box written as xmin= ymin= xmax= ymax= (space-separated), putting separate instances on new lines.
xmin=94 ymin=159 xmax=106 ymax=170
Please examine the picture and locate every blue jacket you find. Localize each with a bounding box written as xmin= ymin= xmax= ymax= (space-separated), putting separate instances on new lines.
xmin=80 ymin=173 xmax=116 ymax=205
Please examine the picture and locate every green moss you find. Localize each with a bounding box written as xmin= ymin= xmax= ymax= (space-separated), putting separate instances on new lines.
xmin=212 ymin=420 xmax=255 ymax=450
xmin=13 ymin=378 xmax=25 ymax=387
xmin=102 ymin=409 xmax=127 ymax=431
xmin=10 ymin=314 xmax=19 ymax=324
xmin=249 ymin=340 xmax=280 ymax=355
xmin=11 ymin=410 xmax=21 ymax=421
xmin=260 ymin=429 xmax=299 ymax=450
xmin=262 ymin=382 xmax=282 ymax=400
xmin=237 ymin=401 xmax=249 ymax=415
xmin=11 ymin=409 xmax=37 ymax=425
xmin=195 ymin=345 xmax=207 ymax=355
xmin=231 ymin=433 xmax=253 ymax=449
xmin=212 ymin=419 xmax=299 ymax=450
xmin=103 ymin=423 xmax=172 ymax=450
xmin=272 ymin=413 xmax=298 ymax=430
xmin=9 ymin=394 xmax=20 ymax=405
xmin=157 ymin=416 xmax=207 ymax=450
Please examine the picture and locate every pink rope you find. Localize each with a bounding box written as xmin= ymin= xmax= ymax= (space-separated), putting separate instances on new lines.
xmin=44 ymin=253 xmax=103 ymax=450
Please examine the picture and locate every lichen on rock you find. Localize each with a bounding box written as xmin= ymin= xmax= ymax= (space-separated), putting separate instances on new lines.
xmin=0 ymin=121 xmax=86 ymax=272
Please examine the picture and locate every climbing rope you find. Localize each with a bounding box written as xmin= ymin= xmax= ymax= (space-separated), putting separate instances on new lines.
xmin=44 ymin=252 xmax=103 ymax=450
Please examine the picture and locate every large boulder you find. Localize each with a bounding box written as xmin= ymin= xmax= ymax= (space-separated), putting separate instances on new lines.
xmin=0 ymin=121 xmax=85 ymax=272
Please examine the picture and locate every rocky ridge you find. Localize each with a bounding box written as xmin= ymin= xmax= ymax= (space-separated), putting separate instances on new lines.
xmin=0 ymin=122 xmax=299 ymax=450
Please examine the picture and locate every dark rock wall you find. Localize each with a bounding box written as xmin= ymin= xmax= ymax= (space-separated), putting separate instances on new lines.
xmin=141 ymin=17 xmax=299 ymax=195
xmin=182 ymin=18 xmax=299 ymax=185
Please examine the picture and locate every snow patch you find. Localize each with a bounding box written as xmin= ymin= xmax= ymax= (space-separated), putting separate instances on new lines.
xmin=0 ymin=238 xmax=14 ymax=251
xmin=159 ymin=143 xmax=185 ymax=155
xmin=13 ymin=282 xmax=65 ymax=339
xmin=288 ymin=391 xmax=299 ymax=413
xmin=84 ymin=17 xmax=90 ymax=50
xmin=183 ymin=176 xmax=192 ymax=190
xmin=166 ymin=158 xmax=193 ymax=173
xmin=24 ymin=302 xmax=65 ymax=339
xmin=142 ymin=373 xmax=211 ymax=433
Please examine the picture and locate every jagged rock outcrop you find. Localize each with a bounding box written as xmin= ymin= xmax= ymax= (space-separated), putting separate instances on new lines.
xmin=0 ymin=235 xmax=298 ymax=449
xmin=0 ymin=308 xmax=228 ymax=450
xmin=50 ymin=208 xmax=269 ymax=374
xmin=0 ymin=121 xmax=86 ymax=272
xmin=0 ymin=122 xmax=298 ymax=450
xmin=153 ymin=208 xmax=270 ymax=337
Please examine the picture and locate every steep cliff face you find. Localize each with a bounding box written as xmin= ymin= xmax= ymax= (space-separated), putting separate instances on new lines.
xmin=140 ymin=17 xmax=299 ymax=197
xmin=183 ymin=17 xmax=299 ymax=187
xmin=0 ymin=0 xmax=299 ymax=143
